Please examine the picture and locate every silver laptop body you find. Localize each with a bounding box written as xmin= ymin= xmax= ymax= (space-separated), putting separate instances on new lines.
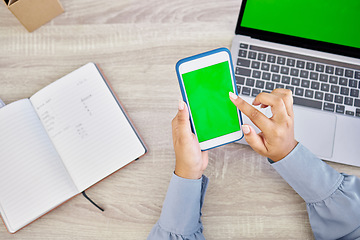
xmin=231 ymin=0 xmax=360 ymax=166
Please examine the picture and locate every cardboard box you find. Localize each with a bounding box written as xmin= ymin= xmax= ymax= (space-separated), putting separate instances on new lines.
xmin=3 ymin=0 xmax=64 ymax=32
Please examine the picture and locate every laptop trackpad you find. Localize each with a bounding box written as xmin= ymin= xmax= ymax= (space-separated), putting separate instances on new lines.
xmin=293 ymin=107 xmax=336 ymax=159
xmin=332 ymin=116 xmax=360 ymax=166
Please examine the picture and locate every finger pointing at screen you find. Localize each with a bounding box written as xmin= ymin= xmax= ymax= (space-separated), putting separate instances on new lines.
xmin=229 ymin=89 xmax=298 ymax=162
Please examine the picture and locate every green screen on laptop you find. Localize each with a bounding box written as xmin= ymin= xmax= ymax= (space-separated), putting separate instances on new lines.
xmin=240 ymin=0 xmax=360 ymax=49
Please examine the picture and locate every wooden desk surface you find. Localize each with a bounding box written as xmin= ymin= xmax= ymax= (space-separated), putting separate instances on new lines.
xmin=1 ymin=0 xmax=359 ymax=239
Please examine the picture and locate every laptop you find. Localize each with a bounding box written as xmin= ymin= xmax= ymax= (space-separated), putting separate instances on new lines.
xmin=231 ymin=0 xmax=360 ymax=166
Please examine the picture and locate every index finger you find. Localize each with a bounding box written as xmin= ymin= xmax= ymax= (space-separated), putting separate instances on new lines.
xmin=229 ymin=92 xmax=273 ymax=131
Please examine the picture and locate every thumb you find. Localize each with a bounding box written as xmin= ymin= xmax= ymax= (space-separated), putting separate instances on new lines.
xmin=177 ymin=100 xmax=190 ymax=124
xmin=242 ymin=125 xmax=268 ymax=156
xmin=172 ymin=100 xmax=192 ymax=136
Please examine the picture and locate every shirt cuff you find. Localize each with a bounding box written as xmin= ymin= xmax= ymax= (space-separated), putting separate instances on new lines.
xmin=271 ymin=143 xmax=343 ymax=203
xmin=158 ymin=173 xmax=209 ymax=235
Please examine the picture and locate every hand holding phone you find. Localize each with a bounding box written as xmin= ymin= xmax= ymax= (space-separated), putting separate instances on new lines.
xmin=172 ymin=100 xmax=209 ymax=179
xmin=176 ymin=48 xmax=243 ymax=150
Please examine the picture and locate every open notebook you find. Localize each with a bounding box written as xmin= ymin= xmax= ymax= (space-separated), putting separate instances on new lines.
xmin=0 ymin=63 xmax=147 ymax=233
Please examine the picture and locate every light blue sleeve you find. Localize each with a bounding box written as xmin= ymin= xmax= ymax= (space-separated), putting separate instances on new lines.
xmin=147 ymin=173 xmax=209 ymax=240
xmin=271 ymin=143 xmax=360 ymax=240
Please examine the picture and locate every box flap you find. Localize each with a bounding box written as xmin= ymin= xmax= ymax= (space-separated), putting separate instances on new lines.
xmin=8 ymin=0 xmax=19 ymax=6
xmin=7 ymin=0 xmax=64 ymax=32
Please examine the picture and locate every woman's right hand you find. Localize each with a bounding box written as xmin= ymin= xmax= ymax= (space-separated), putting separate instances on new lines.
xmin=229 ymin=88 xmax=298 ymax=162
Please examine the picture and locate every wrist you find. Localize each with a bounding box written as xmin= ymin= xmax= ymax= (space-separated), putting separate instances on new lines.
xmin=174 ymin=168 xmax=203 ymax=180
xmin=270 ymin=140 xmax=299 ymax=162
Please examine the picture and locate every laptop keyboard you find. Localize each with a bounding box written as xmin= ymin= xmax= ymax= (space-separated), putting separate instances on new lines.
xmin=235 ymin=43 xmax=360 ymax=117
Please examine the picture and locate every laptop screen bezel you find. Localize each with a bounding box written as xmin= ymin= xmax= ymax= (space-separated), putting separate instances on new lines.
xmin=235 ymin=0 xmax=360 ymax=59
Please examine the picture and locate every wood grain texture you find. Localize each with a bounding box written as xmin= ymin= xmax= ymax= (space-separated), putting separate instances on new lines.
xmin=0 ymin=0 xmax=359 ymax=239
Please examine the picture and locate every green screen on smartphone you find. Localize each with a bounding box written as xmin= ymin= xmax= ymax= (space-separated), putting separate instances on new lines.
xmin=182 ymin=61 xmax=240 ymax=143
xmin=240 ymin=0 xmax=360 ymax=49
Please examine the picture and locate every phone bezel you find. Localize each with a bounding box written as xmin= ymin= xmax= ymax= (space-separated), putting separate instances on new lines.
xmin=176 ymin=48 xmax=243 ymax=151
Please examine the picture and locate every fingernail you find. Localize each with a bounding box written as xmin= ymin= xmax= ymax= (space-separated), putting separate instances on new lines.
xmin=178 ymin=100 xmax=185 ymax=110
xmin=229 ymin=92 xmax=238 ymax=100
xmin=242 ymin=125 xmax=250 ymax=134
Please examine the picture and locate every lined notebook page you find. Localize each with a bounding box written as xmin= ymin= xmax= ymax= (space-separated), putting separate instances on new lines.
xmin=30 ymin=63 xmax=146 ymax=192
xmin=0 ymin=99 xmax=78 ymax=233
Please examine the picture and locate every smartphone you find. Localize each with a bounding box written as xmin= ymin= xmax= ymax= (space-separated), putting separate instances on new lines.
xmin=176 ymin=48 xmax=243 ymax=150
